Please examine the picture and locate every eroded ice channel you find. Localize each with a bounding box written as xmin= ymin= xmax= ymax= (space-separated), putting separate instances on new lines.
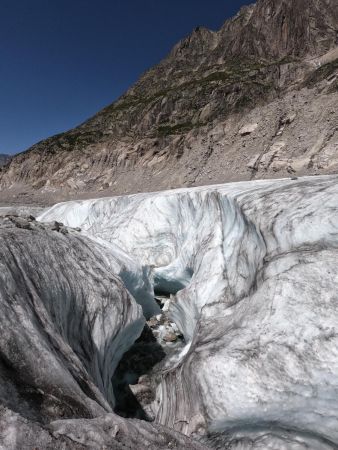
xmin=38 ymin=175 xmax=338 ymax=449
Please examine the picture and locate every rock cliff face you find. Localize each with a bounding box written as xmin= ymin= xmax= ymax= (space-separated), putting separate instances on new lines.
xmin=39 ymin=175 xmax=338 ymax=449
xmin=0 ymin=0 xmax=338 ymax=204
xmin=0 ymin=154 xmax=10 ymax=167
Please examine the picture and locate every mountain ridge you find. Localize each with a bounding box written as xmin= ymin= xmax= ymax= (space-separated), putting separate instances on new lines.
xmin=1 ymin=0 xmax=338 ymax=205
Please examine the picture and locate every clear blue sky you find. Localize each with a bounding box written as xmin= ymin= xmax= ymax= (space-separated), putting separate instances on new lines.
xmin=0 ymin=0 xmax=251 ymax=155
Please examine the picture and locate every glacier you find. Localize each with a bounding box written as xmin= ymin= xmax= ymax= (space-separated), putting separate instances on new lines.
xmin=0 ymin=215 xmax=204 ymax=449
xmin=0 ymin=215 xmax=145 ymax=414
xmin=36 ymin=174 xmax=338 ymax=449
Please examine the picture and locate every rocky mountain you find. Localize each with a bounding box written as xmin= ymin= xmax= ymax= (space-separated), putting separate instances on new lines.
xmin=1 ymin=0 xmax=338 ymax=204
xmin=0 ymin=154 xmax=10 ymax=167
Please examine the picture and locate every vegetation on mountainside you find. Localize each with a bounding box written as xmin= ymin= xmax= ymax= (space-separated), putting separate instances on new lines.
xmin=157 ymin=122 xmax=197 ymax=136
xmin=305 ymin=59 xmax=338 ymax=87
xmin=97 ymin=59 xmax=278 ymax=117
xmin=20 ymin=58 xmax=291 ymax=153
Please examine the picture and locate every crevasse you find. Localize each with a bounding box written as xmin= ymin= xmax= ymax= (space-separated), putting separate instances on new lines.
xmin=39 ymin=175 xmax=338 ymax=448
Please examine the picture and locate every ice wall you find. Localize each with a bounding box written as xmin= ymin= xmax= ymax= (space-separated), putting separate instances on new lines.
xmin=39 ymin=175 xmax=338 ymax=448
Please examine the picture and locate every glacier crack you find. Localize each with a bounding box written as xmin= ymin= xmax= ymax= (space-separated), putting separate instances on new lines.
xmin=37 ymin=175 xmax=338 ymax=448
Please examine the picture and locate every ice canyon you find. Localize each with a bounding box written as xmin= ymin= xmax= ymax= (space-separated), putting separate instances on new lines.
xmin=0 ymin=175 xmax=337 ymax=448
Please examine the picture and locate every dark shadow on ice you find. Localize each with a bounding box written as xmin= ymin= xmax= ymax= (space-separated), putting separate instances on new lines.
xmin=112 ymin=324 xmax=166 ymax=420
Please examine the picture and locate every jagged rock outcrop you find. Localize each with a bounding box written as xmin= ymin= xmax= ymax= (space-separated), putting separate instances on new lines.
xmin=39 ymin=175 xmax=338 ymax=449
xmin=0 ymin=0 xmax=338 ymax=204
xmin=0 ymin=154 xmax=10 ymax=167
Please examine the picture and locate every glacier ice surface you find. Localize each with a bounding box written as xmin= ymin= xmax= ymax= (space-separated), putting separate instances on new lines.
xmin=0 ymin=216 xmax=204 ymax=449
xmin=37 ymin=175 xmax=338 ymax=448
